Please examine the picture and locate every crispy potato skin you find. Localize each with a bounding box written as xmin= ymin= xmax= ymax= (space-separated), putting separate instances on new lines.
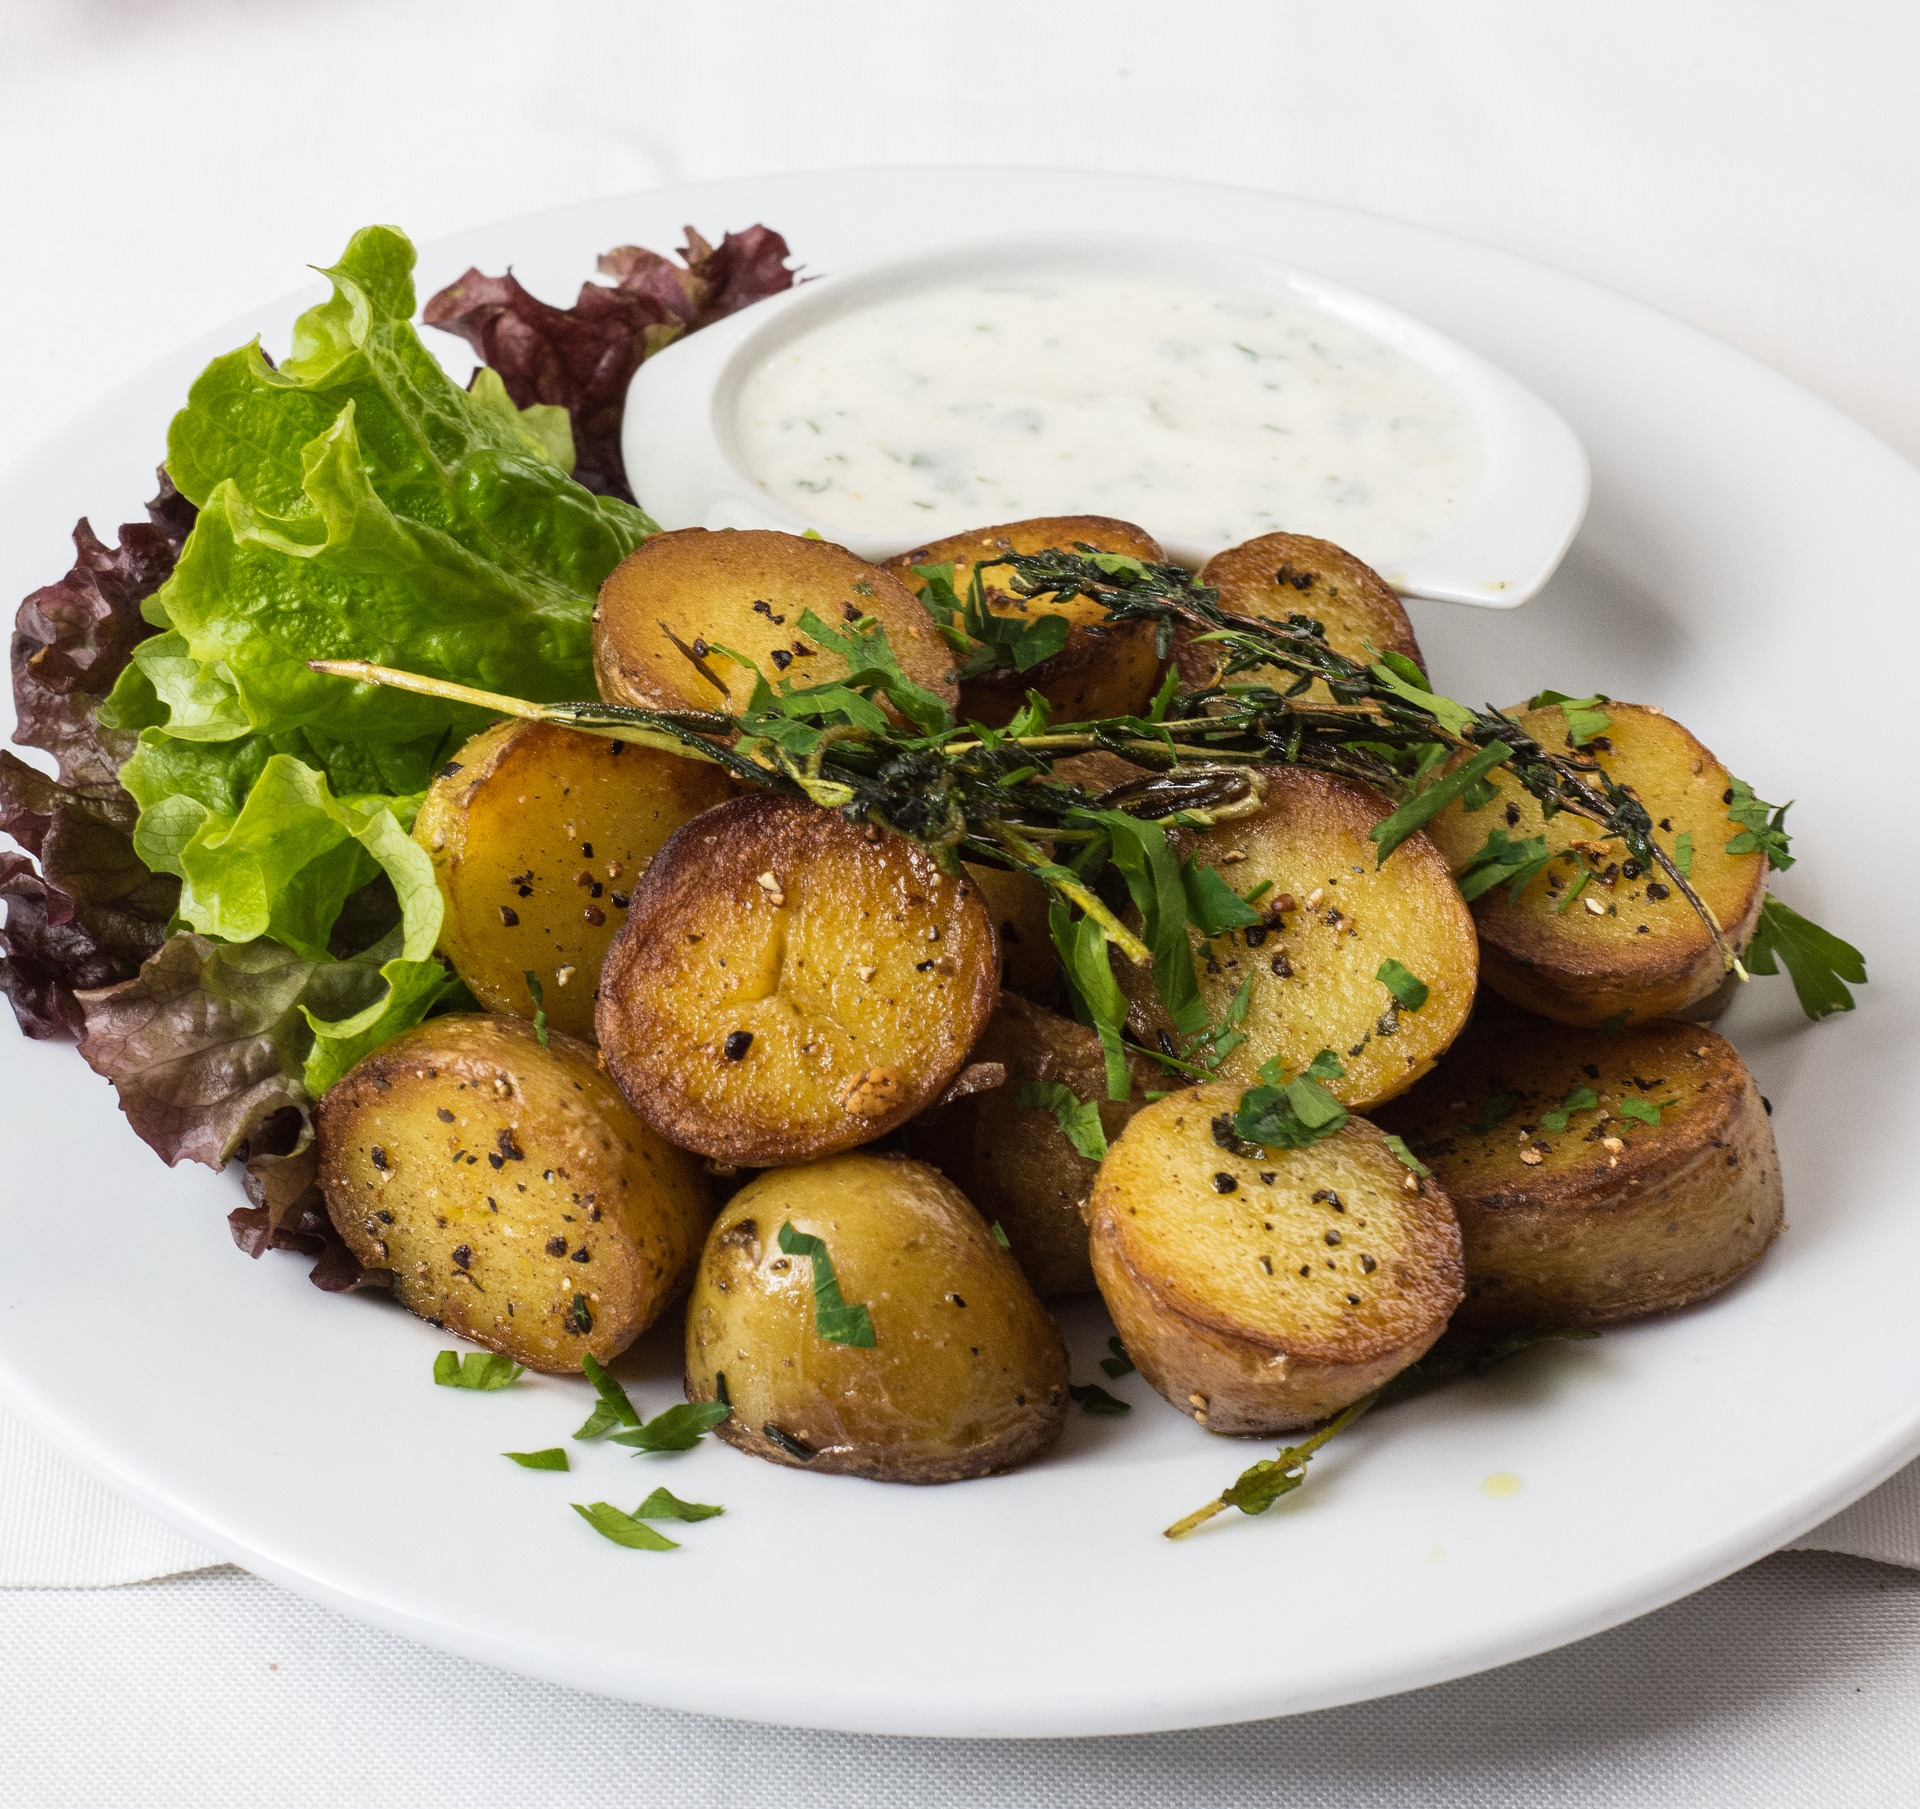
xmin=965 ymin=863 xmax=1059 ymax=1000
xmin=885 ymin=516 xmax=1166 ymax=726
xmin=1376 ymin=1016 xmax=1783 ymax=1330
xmin=908 ymin=996 xmax=1144 ymax=1296
xmin=596 ymin=794 xmax=998 ymax=1164
xmin=1188 ymin=534 xmax=1424 ymax=693
xmin=1118 ymin=766 xmax=1477 ymax=1110
xmin=412 ymin=719 xmax=734 ymax=1040
xmin=316 ymin=1015 xmax=710 ymax=1372
xmin=684 ymin=1153 xmax=1068 ymax=1483
xmin=1426 ymin=702 xmax=1766 ymax=1027
xmin=1087 ymin=1085 xmax=1462 ymax=1434
xmin=593 ymin=527 xmax=956 ymax=717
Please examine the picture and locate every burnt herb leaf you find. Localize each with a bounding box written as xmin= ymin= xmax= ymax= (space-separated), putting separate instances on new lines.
xmin=1069 ymin=1382 xmax=1131 ymax=1416
xmin=574 ymin=1351 xmax=644 ymax=1439
xmin=610 ymin=1401 xmax=733 ymax=1454
xmin=1016 ymin=1079 xmax=1109 ymax=1161
xmin=433 ymin=1350 xmax=524 ymax=1390
xmin=504 ymin=1447 xmax=569 ymax=1470
xmin=1376 ymin=958 xmax=1429 ymax=1012
xmin=571 ymin=1501 xmax=679 ymax=1551
xmin=777 ymin=1221 xmax=877 ymax=1347
xmin=1744 ymin=893 xmax=1865 ymax=1020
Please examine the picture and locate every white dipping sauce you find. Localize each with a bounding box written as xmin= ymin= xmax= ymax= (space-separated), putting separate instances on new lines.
xmin=731 ymin=272 xmax=1484 ymax=568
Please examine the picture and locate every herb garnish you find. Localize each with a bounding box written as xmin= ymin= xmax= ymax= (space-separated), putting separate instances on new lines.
xmin=571 ymin=1501 xmax=680 ymax=1551
xmin=1463 ymin=1090 xmax=1518 ymax=1136
xmin=1069 ymin=1382 xmax=1131 ymax=1415
xmin=1724 ymin=779 xmax=1794 ymax=870
xmin=610 ymin=1401 xmax=733 ymax=1454
xmin=1454 ymin=828 xmax=1552 ymax=902
xmin=1617 ymin=1095 xmax=1678 ymax=1127
xmin=777 ymin=1221 xmax=877 ymax=1347
xmin=433 ymin=1350 xmax=523 ymax=1390
xmin=634 ymin=1487 xmax=724 ymax=1522
xmin=504 ymin=1447 xmax=569 ymax=1470
xmin=1099 ymin=1337 xmax=1136 ymax=1379
xmin=574 ymin=1352 xmax=643 ymax=1439
xmin=1017 ymin=1080 xmax=1109 ymax=1160
xmin=523 ymin=970 xmax=549 ymax=1048
xmin=1539 ymin=1085 xmax=1599 ymax=1132
xmin=1231 ymin=1051 xmax=1349 ymax=1151
xmin=1529 ymin=688 xmax=1611 ymax=747
xmin=912 ymin=560 xmax=1072 ymax=678
xmin=1745 ymin=893 xmax=1866 ymax=1019
xmin=1376 ymin=959 xmax=1429 ymax=1012
xmin=1382 ymin=1133 xmax=1430 ymax=1176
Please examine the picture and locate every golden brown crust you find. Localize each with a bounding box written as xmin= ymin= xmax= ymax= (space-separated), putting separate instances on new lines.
xmin=1188 ymin=534 xmax=1424 ymax=692
xmin=595 ymin=794 xmax=998 ymax=1164
xmin=907 ymin=996 xmax=1145 ymax=1296
xmin=683 ymin=1153 xmax=1068 ymax=1483
xmin=1376 ymin=1016 xmax=1784 ymax=1330
xmin=1086 ymin=1087 xmax=1462 ymax=1434
xmin=412 ymin=718 xmax=735 ymax=1041
xmin=592 ymin=527 xmax=956 ymax=717
xmin=1425 ymin=703 xmax=1767 ymax=1027
xmin=1117 ymin=766 xmax=1478 ymax=1111
xmin=885 ymin=516 xmax=1166 ymax=726
xmin=316 ymin=1015 xmax=710 ymax=1372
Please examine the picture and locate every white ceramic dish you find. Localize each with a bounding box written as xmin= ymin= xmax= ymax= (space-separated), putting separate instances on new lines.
xmin=0 ymin=168 xmax=1911 ymax=1739
xmin=624 ymin=230 xmax=1590 ymax=606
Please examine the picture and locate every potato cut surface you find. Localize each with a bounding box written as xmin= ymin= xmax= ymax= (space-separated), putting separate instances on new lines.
xmin=1088 ymin=1084 xmax=1462 ymax=1432
xmin=413 ymin=719 xmax=734 ymax=1040
xmin=593 ymin=527 xmax=956 ymax=716
xmin=965 ymin=862 xmax=1059 ymax=999
xmin=1119 ymin=765 xmax=1477 ymax=1110
xmin=1425 ymin=701 xmax=1766 ymax=1027
xmin=885 ymin=515 xmax=1166 ymax=725
xmin=596 ymin=794 xmax=998 ymax=1164
xmin=907 ymin=995 xmax=1143 ymax=1295
xmin=1188 ymin=533 xmax=1424 ymax=694
xmin=316 ymin=1016 xmax=710 ymax=1372
xmin=684 ymin=1153 xmax=1068 ymax=1483
xmin=1376 ymin=1014 xmax=1783 ymax=1328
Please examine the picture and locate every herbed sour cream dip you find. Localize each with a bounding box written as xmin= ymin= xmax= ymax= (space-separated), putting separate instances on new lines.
xmin=730 ymin=271 xmax=1485 ymax=570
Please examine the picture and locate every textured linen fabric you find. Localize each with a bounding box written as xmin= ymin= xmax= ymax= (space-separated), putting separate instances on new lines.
xmin=4 ymin=0 xmax=1920 ymax=1799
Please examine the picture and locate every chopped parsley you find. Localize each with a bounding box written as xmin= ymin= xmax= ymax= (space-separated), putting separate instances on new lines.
xmin=1180 ymin=856 xmax=1264 ymax=935
xmin=1745 ymin=893 xmax=1866 ymax=1020
xmin=1382 ymin=1133 xmax=1430 ymax=1176
xmin=1069 ymin=1382 xmax=1131 ymax=1416
xmin=1539 ymin=1085 xmax=1599 ymax=1132
xmin=609 ymin=1400 xmax=733 ymax=1454
xmin=1616 ymin=1095 xmax=1678 ymax=1127
xmin=989 ymin=1221 xmax=1011 ymax=1250
xmin=1099 ymin=1337 xmax=1136 ymax=1379
xmin=1530 ymin=688 xmax=1612 ymax=747
xmin=523 ymin=970 xmax=549 ymax=1048
xmin=633 ymin=1487 xmax=724 ymax=1522
xmin=1231 ymin=1050 xmax=1349 ymax=1151
xmin=432 ymin=1350 xmax=523 ymax=1391
xmin=778 ymin=1221 xmax=877 ymax=1347
xmin=1463 ymin=1090 xmax=1517 ymax=1136
xmin=1672 ymin=829 xmax=1694 ymax=877
xmin=1016 ymin=1080 xmax=1109 ymax=1161
xmin=571 ymin=1501 xmax=680 ymax=1551
xmin=503 ymin=1448 xmax=569 ymax=1471
xmin=1455 ymin=828 xmax=1552 ymax=902
xmin=1723 ymin=778 xmax=1794 ymax=870
xmin=574 ymin=1352 xmax=643 ymax=1439
xmin=1370 ymin=741 xmax=1513 ymax=866
xmin=913 ymin=559 xmax=1072 ymax=676
xmin=1376 ymin=959 xmax=1429 ymax=1012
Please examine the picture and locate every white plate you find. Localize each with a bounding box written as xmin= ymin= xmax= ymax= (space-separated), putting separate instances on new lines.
xmin=0 ymin=169 xmax=1911 ymax=1739
xmin=623 ymin=230 xmax=1590 ymax=605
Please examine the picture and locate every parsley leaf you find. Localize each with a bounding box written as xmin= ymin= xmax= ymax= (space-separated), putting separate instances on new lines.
xmin=1205 ymin=1395 xmax=1377 ymax=1525
xmin=1530 ymin=688 xmax=1612 ymax=747
xmin=1673 ymin=830 xmax=1694 ymax=877
xmin=610 ymin=1400 xmax=733 ymax=1454
xmin=990 ymin=1220 xmax=1012 ymax=1250
xmin=1616 ymin=1095 xmax=1677 ymax=1126
xmin=1382 ymin=1133 xmax=1430 ymax=1176
xmin=571 ymin=1501 xmax=679 ymax=1551
xmin=1539 ymin=1085 xmax=1599 ymax=1132
xmin=1232 ymin=1051 xmax=1350 ymax=1150
xmin=1369 ymin=657 xmax=1478 ymax=736
xmin=1180 ymin=857 xmax=1264 ymax=935
xmin=633 ymin=1487 xmax=724 ymax=1522
xmin=1086 ymin=811 xmax=1207 ymax=1036
xmin=523 ymin=970 xmax=548 ymax=1048
xmin=433 ymin=1350 xmax=523 ymax=1391
xmin=1099 ymin=1337 xmax=1136 ymax=1379
xmin=1016 ymin=1080 xmax=1109 ymax=1161
xmin=573 ymin=1352 xmax=644 ymax=1439
xmin=1745 ymin=893 xmax=1866 ymax=1020
xmin=1050 ymin=897 xmax=1133 ymax=1100
xmin=1454 ymin=827 xmax=1552 ymax=902
xmin=504 ymin=1447 xmax=569 ymax=1470
xmin=911 ymin=560 xmax=1071 ymax=677
xmin=1376 ymin=958 xmax=1429 ymax=1011
xmin=777 ymin=1221 xmax=878 ymax=1347
xmin=1371 ymin=741 xmax=1513 ymax=865
xmin=1463 ymin=1090 xmax=1517 ymax=1136
xmin=1723 ymin=779 xmax=1794 ymax=871
xmin=1069 ymin=1382 xmax=1131 ymax=1416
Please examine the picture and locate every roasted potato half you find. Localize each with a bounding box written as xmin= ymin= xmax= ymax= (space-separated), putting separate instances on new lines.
xmin=1376 ymin=1015 xmax=1783 ymax=1330
xmin=908 ymin=995 xmax=1145 ymax=1296
xmin=1118 ymin=766 xmax=1478 ymax=1110
xmin=965 ymin=862 xmax=1059 ymax=1000
xmin=593 ymin=527 xmax=956 ymax=717
xmin=1425 ymin=701 xmax=1767 ymax=1027
xmin=885 ymin=516 xmax=1166 ymax=726
xmin=684 ymin=1152 xmax=1069 ymax=1483
xmin=1087 ymin=1084 xmax=1463 ymax=1434
xmin=596 ymin=793 xmax=998 ymax=1165
xmin=315 ymin=1015 xmax=710 ymax=1372
xmin=1186 ymin=533 xmax=1424 ymax=693
xmin=412 ymin=719 xmax=735 ymax=1040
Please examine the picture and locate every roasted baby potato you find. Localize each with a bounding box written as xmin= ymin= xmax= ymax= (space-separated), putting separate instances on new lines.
xmin=1086 ymin=1084 xmax=1463 ymax=1434
xmin=412 ymin=718 xmax=734 ymax=1040
xmin=908 ymin=995 xmax=1145 ymax=1296
xmin=1376 ymin=1015 xmax=1783 ymax=1330
xmin=596 ymin=793 xmax=998 ymax=1165
xmin=593 ymin=527 xmax=956 ymax=717
xmin=965 ymin=862 xmax=1059 ymax=999
xmin=1118 ymin=766 xmax=1478 ymax=1110
xmin=315 ymin=1015 xmax=710 ymax=1372
xmin=1425 ymin=701 xmax=1767 ymax=1027
xmin=1186 ymin=533 xmax=1425 ymax=692
xmin=684 ymin=1152 xmax=1069 ymax=1482
xmin=885 ymin=516 xmax=1166 ymax=726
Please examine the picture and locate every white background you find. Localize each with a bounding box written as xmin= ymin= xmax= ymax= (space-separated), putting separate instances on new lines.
xmin=4 ymin=1 xmax=1920 ymax=1802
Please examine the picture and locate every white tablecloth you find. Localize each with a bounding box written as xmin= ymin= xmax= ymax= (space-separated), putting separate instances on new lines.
xmin=3 ymin=0 xmax=1919 ymax=1799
